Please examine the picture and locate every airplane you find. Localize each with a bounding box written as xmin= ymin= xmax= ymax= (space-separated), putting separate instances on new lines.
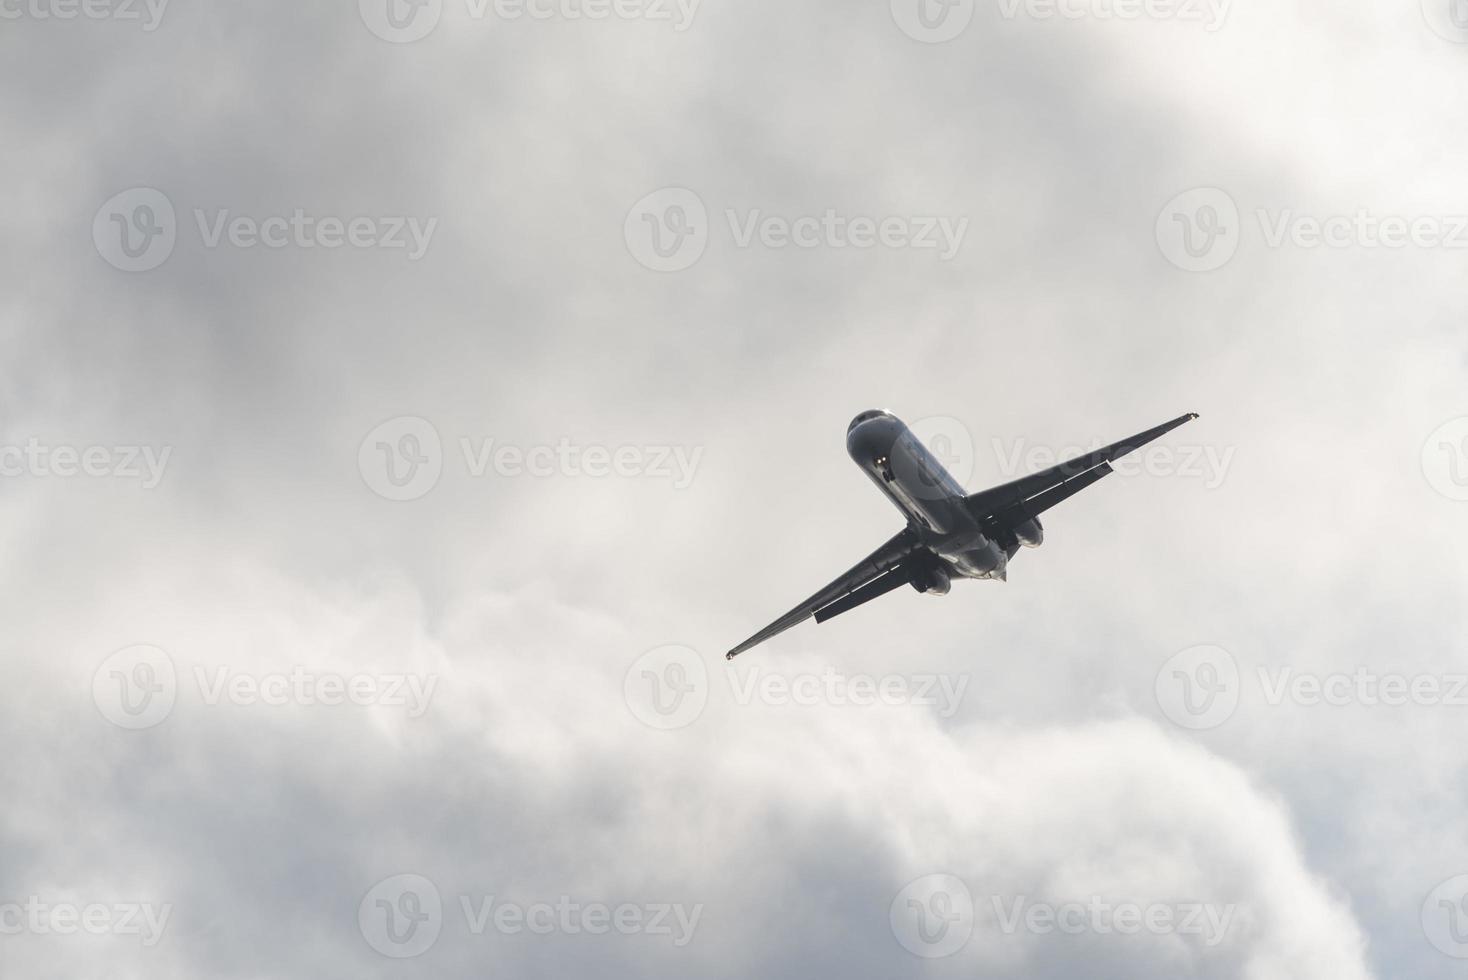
xmin=726 ymin=410 xmax=1200 ymax=660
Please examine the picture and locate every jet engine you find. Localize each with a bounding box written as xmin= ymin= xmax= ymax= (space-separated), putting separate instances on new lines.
xmin=909 ymin=562 xmax=952 ymax=596
xmin=1011 ymin=515 xmax=1044 ymax=549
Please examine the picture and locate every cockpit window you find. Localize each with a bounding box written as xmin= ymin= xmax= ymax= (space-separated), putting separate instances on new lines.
xmin=847 ymin=410 xmax=889 ymax=434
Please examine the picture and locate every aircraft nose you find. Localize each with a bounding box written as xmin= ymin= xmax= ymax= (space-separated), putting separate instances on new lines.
xmin=846 ymin=414 xmax=902 ymax=464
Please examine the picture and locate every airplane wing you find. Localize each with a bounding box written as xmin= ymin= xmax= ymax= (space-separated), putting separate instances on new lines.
xmin=965 ymin=412 xmax=1199 ymax=523
xmin=726 ymin=527 xmax=921 ymax=660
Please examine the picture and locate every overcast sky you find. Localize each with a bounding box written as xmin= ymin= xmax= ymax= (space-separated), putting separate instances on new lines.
xmin=4 ymin=0 xmax=1468 ymax=977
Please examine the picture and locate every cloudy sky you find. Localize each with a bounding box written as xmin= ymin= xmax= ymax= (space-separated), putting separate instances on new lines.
xmin=4 ymin=0 xmax=1468 ymax=976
